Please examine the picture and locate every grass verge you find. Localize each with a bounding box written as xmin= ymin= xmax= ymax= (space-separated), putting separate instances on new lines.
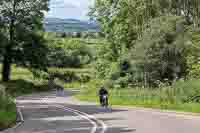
xmin=72 ymin=79 xmax=200 ymax=114
xmin=0 ymin=111 xmax=17 ymax=131
xmin=0 ymin=85 xmax=16 ymax=130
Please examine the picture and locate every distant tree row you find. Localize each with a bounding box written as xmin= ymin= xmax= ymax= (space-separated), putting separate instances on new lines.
xmin=57 ymin=31 xmax=105 ymax=39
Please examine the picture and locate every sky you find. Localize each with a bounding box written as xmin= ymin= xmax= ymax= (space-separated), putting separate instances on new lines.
xmin=47 ymin=0 xmax=94 ymax=20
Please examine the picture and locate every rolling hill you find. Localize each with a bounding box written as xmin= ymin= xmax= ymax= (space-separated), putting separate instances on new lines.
xmin=44 ymin=18 xmax=100 ymax=33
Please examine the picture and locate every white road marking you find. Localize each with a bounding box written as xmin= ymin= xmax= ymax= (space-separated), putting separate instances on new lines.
xmin=30 ymin=116 xmax=83 ymax=121
xmin=18 ymin=105 xmax=49 ymax=109
xmin=18 ymin=108 xmax=24 ymax=122
xmin=61 ymin=106 xmax=107 ymax=133
xmin=56 ymin=105 xmax=98 ymax=133
xmin=42 ymin=95 xmax=108 ymax=133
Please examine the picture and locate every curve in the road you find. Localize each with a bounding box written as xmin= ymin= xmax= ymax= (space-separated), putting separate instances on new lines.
xmin=42 ymin=96 xmax=107 ymax=133
xmin=56 ymin=105 xmax=97 ymax=133
xmin=58 ymin=105 xmax=107 ymax=133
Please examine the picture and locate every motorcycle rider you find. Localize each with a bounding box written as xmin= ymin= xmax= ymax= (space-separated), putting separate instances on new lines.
xmin=98 ymin=86 xmax=109 ymax=107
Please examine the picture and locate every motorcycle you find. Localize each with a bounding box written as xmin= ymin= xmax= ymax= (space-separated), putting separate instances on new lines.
xmin=101 ymin=94 xmax=108 ymax=108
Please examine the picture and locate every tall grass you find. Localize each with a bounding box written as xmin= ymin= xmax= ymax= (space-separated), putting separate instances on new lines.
xmin=76 ymin=79 xmax=200 ymax=113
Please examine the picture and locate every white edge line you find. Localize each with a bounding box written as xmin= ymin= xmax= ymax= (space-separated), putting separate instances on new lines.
xmin=18 ymin=108 xmax=24 ymax=122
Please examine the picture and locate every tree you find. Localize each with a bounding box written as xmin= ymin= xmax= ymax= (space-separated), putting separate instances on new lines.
xmin=131 ymin=16 xmax=191 ymax=86
xmin=91 ymin=0 xmax=160 ymax=59
xmin=92 ymin=0 xmax=200 ymax=58
xmin=0 ymin=0 xmax=49 ymax=81
xmin=157 ymin=0 xmax=200 ymax=26
xmin=44 ymin=33 xmax=93 ymax=68
xmin=92 ymin=0 xmax=200 ymax=87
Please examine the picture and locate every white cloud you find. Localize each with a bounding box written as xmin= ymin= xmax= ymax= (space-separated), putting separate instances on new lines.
xmin=47 ymin=0 xmax=94 ymax=20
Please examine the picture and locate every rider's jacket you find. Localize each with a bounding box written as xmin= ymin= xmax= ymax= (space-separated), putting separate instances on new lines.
xmin=99 ymin=88 xmax=108 ymax=96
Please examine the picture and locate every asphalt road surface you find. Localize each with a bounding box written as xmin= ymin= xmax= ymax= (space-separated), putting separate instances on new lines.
xmin=3 ymin=90 xmax=200 ymax=133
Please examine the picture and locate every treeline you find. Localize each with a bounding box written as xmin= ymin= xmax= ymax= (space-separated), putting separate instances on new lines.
xmin=92 ymin=0 xmax=200 ymax=88
xmin=58 ymin=31 xmax=105 ymax=39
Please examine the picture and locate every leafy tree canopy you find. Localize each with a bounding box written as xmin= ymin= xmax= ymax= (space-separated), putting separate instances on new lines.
xmin=0 ymin=0 xmax=50 ymax=81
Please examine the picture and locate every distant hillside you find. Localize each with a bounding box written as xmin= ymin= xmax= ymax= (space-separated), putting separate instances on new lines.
xmin=44 ymin=18 xmax=100 ymax=33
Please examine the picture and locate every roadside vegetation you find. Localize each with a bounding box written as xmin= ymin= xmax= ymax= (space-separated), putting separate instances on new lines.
xmin=0 ymin=85 xmax=16 ymax=130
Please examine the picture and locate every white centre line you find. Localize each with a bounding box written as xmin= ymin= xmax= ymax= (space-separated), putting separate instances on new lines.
xmin=42 ymin=96 xmax=107 ymax=133
xmin=61 ymin=106 xmax=107 ymax=133
xmin=56 ymin=105 xmax=97 ymax=133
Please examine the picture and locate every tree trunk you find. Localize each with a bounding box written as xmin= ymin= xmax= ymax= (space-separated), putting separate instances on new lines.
xmin=2 ymin=1 xmax=16 ymax=82
xmin=2 ymin=46 xmax=12 ymax=82
xmin=2 ymin=0 xmax=17 ymax=82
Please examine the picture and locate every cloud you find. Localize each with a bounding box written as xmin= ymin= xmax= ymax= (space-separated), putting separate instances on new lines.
xmin=47 ymin=0 xmax=94 ymax=20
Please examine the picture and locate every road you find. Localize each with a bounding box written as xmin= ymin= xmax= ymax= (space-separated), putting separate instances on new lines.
xmin=3 ymin=90 xmax=200 ymax=133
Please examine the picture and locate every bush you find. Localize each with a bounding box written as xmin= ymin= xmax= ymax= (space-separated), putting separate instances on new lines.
xmin=129 ymin=16 xmax=190 ymax=86
xmin=0 ymin=85 xmax=15 ymax=110
xmin=173 ymin=79 xmax=200 ymax=103
xmin=115 ymin=76 xmax=130 ymax=88
xmin=187 ymin=30 xmax=200 ymax=79
xmin=79 ymin=74 xmax=91 ymax=83
xmin=188 ymin=64 xmax=200 ymax=79
xmin=0 ymin=85 xmax=16 ymax=130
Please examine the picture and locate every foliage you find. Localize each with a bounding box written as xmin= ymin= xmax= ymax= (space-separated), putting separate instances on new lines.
xmin=0 ymin=85 xmax=15 ymax=111
xmin=45 ymin=34 xmax=93 ymax=68
xmin=0 ymin=85 xmax=16 ymax=130
xmin=14 ymin=32 xmax=49 ymax=71
xmin=130 ymin=16 xmax=191 ymax=86
xmin=92 ymin=0 xmax=200 ymax=87
xmin=187 ymin=29 xmax=200 ymax=78
xmin=0 ymin=0 xmax=50 ymax=81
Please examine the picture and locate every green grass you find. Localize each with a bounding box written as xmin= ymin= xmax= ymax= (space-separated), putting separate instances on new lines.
xmin=0 ymin=111 xmax=16 ymax=130
xmin=64 ymin=82 xmax=82 ymax=90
